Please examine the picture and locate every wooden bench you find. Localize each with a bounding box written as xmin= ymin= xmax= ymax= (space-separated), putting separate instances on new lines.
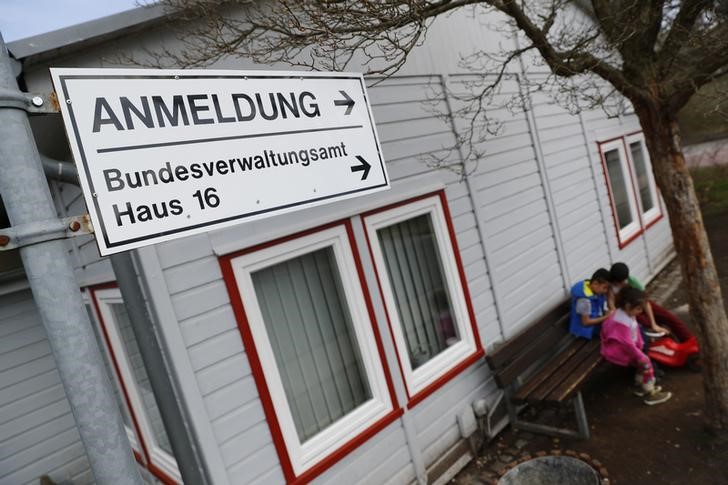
xmin=486 ymin=301 xmax=603 ymax=439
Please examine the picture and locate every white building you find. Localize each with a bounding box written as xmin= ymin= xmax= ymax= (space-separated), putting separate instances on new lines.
xmin=0 ymin=5 xmax=674 ymax=484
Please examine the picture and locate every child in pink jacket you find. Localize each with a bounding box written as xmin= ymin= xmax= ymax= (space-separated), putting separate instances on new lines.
xmin=600 ymin=286 xmax=672 ymax=406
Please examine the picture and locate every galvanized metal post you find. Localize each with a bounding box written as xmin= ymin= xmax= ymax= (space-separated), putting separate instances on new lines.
xmin=0 ymin=34 xmax=143 ymax=485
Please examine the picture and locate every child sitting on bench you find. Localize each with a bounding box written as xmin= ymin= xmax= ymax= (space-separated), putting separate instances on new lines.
xmin=608 ymin=262 xmax=694 ymax=342
xmin=601 ymin=286 xmax=673 ymax=406
xmin=569 ymin=268 xmax=612 ymax=340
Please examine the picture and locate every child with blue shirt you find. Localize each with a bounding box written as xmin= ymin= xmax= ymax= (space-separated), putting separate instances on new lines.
xmin=569 ymin=268 xmax=613 ymax=340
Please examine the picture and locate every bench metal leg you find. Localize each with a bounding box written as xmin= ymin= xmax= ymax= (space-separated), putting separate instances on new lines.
xmin=573 ymin=392 xmax=591 ymax=440
xmin=505 ymin=389 xmax=591 ymax=440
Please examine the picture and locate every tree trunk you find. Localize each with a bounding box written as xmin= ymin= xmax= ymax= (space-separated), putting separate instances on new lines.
xmin=634 ymin=101 xmax=728 ymax=435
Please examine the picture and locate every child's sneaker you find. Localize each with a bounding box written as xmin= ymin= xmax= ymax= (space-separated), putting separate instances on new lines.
xmin=643 ymin=389 xmax=672 ymax=406
xmin=633 ymin=385 xmax=662 ymax=397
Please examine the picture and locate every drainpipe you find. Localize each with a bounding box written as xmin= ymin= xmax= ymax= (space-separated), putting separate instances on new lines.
xmin=40 ymin=154 xmax=79 ymax=185
xmin=110 ymin=252 xmax=210 ymax=485
xmin=42 ymin=156 xmax=209 ymax=485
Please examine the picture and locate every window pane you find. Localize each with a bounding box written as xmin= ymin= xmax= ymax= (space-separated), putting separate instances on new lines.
xmin=86 ymin=305 xmax=134 ymax=432
xmin=377 ymin=213 xmax=460 ymax=370
xmin=604 ymin=149 xmax=633 ymax=229
xmin=630 ymin=141 xmax=655 ymax=213
xmin=110 ymin=303 xmax=173 ymax=455
xmin=252 ymin=247 xmax=372 ymax=443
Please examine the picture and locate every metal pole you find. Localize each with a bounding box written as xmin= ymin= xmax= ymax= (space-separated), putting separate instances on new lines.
xmin=111 ymin=251 xmax=210 ymax=485
xmin=40 ymin=153 xmax=209 ymax=484
xmin=0 ymin=34 xmax=143 ymax=485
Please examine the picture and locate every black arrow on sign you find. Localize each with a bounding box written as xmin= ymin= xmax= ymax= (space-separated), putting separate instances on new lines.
xmin=351 ymin=156 xmax=371 ymax=180
xmin=334 ymin=90 xmax=355 ymax=115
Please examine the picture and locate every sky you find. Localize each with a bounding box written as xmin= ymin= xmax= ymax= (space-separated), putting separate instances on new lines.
xmin=0 ymin=0 xmax=141 ymax=42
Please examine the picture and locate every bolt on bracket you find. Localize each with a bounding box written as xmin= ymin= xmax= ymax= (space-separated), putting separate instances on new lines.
xmin=0 ymin=89 xmax=60 ymax=114
xmin=0 ymin=214 xmax=94 ymax=251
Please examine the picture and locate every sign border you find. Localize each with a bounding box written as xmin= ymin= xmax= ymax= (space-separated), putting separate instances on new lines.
xmin=57 ymin=72 xmax=388 ymax=252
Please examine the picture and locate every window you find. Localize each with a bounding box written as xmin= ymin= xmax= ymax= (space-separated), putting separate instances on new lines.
xmin=362 ymin=192 xmax=483 ymax=406
xmin=625 ymin=134 xmax=661 ymax=226
xmin=600 ymin=140 xmax=641 ymax=244
xmin=221 ymin=223 xmax=399 ymax=482
xmin=88 ymin=287 xmax=180 ymax=484
xmin=599 ymin=133 xmax=662 ymax=247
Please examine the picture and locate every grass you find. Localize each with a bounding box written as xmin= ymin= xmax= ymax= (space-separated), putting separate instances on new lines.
xmin=691 ymin=164 xmax=728 ymax=216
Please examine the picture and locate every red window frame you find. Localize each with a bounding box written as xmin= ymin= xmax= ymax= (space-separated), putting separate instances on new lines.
xmin=597 ymin=131 xmax=663 ymax=249
xmin=87 ymin=282 xmax=179 ymax=485
xmin=218 ymin=219 xmax=402 ymax=484
xmin=361 ymin=190 xmax=484 ymax=408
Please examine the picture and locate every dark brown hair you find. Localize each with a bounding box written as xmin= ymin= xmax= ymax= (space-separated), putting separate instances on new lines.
xmin=616 ymin=286 xmax=647 ymax=310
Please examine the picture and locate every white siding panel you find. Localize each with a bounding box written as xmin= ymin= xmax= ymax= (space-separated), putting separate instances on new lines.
xmin=414 ymin=363 xmax=490 ymax=466
xmin=372 ymin=100 xmax=446 ymax=125
xmin=0 ymin=384 xmax=64 ymax=426
xmin=318 ymin=421 xmax=410 ymax=485
xmin=2 ymin=440 xmax=86 ymax=485
xmin=0 ymin=340 xmax=51 ymax=372
xmin=48 ymin=455 xmax=94 ymax=485
xmin=0 ymin=413 xmax=77 ymax=464
xmin=248 ymin=466 xmax=286 ymax=485
xmin=179 ymin=304 xmax=237 ymax=347
xmin=377 ymin=116 xmax=452 ymax=144
xmin=0 ymin=290 xmax=91 ymax=485
xmin=485 ymin=198 xmax=550 ymax=234
xmin=474 ymin=146 xmax=536 ymax=177
xmin=212 ymin=400 xmax=267 ymax=445
xmin=188 ymin=327 xmax=246 ymax=372
xmin=170 ymin=280 xmax=230 ymax=321
xmin=369 ymin=81 xmax=444 ymax=106
xmin=157 ymin=233 xmax=215 ymax=269
xmin=498 ymin=243 xmax=560 ymax=296
xmin=226 ymin=444 xmax=282 ymax=484
xmin=205 ymin=376 xmax=259 ymax=422
xmin=0 ymin=325 xmax=47 ymax=354
xmin=463 ymin=259 xmax=488 ymax=288
xmin=535 ymin=100 xmax=615 ymax=286
xmin=0 ymin=370 xmax=60 ymax=408
xmin=487 ymin=210 xmax=552 ymax=251
xmin=456 ymin=227 xmax=482 ymax=254
xmin=354 ymin=448 xmax=414 ymax=485
xmin=477 ymin=172 xmax=542 ymax=204
xmin=220 ymin=422 xmax=272 ymax=468
xmin=164 ymin=256 xmax=223 ymax=295
xmin=197 ymin=353 xmax=251 ymax=397
xmin=0 ymin=299 xmax=36 ymax=330
xmin=381 ymin=131 xmax=455 ymax=163
xmin=0 ymin=356 xmax=58 ymax=391
xmin=645 ymin=217 xmax=674 ymax=271
xmin=550 ymin=170 xmax=594 ymax=195
xmin=483 ymin=185 xmax=545 ymax=222
xmin=451 ymin=211 xmax=478 ymax=236
xmin=505 ymin=284 xmax=566 ymax=336
xmin=385 ymin=158 xmax=441 ymax=181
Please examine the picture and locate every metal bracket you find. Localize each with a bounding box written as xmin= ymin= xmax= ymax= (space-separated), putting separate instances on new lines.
xmin=0 ymin=214 xmax=94 ymax=251
xmin=0 ymin=88 xmax=60 ymax=114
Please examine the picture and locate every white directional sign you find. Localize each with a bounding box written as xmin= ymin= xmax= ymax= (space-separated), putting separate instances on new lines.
xmin=50 ymin=68 xmax=389 ymax=255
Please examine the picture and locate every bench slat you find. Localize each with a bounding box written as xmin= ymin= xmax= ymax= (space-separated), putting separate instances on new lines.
xmin=523 ymin=339 xmax=600 ymax=403
xmin=486 ymin=301 xmax=570 ymax=370
xmin=494 ymin=323 xmax=570 ymax=388
xmin=511 ymin=338 xmax=587 ymax=402
xmin=546 ymin=344 xmax=602 ymax=403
